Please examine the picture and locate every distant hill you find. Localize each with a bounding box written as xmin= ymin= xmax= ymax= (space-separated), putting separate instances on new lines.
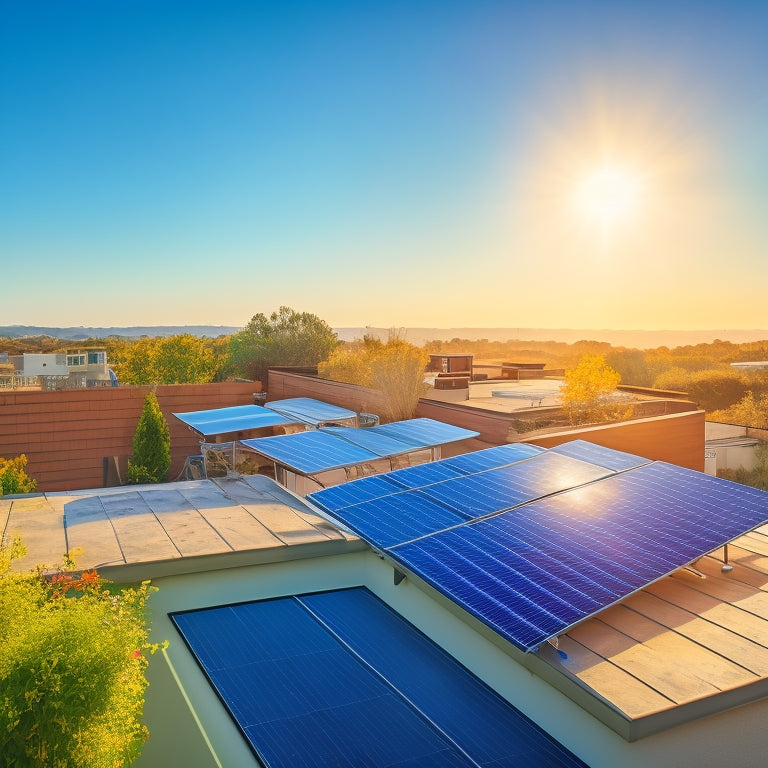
xmin=2 ymin=325 xmax=767 ymax=349
xmin=0 ymin=325 xmax=241 ymax=340
xmin=336 ymin=327 xmax=768 ymax=348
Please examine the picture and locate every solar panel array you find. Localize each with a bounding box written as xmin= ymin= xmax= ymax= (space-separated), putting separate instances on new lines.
xmin=308 ymin=440 xmax=768 ymax=652
xmin=172 ymin=405 xmax=294 ymax=437
xmin=240 ymin=418 xmax=479 ymax=475
xmin=172 ymin=588 xmax=587 ymax=768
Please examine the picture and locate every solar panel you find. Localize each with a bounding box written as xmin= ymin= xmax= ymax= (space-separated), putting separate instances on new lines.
xmin=171 ymin=588 xmax=587 ymax=768
xmin=371 ymin=418 xmax=479 ymax=448
xmin=264 ymin=397 xmax=357 ymax=425
xmin=383 ymin=463 xmax=768 ymax=652
xmin=441 ymin=443 xmax=545 ymax=474
xmin=308 ymin=443 xmax=544 ymax=513
xmin=547 ymin=440 xmax=649 ymax=471
xmin=172 ymin=405 xmax=293 ymax=437
xmin=311 ymin=452 xmax=613 ymax=544
xmin=241 ymin=430 xmax=380 ymax=474
xmin=320 ymin=426 xmax=414 ymax=456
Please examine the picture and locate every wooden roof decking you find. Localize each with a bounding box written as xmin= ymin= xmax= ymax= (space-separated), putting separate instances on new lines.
xmin=542 ymin=524 xmax=768 ymax=739
xmin=1 ymin=475 xmax=363 ymax=579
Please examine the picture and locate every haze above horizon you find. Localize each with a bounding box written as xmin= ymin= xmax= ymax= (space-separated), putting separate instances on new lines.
xmin=2 ymin=1 xmax=766 ymax=330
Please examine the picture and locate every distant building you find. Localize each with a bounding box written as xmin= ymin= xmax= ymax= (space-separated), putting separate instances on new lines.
xmin=4 ymin=347 xmax=112 ymax=389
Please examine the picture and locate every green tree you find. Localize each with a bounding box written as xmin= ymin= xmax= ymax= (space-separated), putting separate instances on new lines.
xmin=319 ymin=335 xmax=428 ymax=422
xmin=605 ymin=348 xmax=652 ymax=387
xmin=0 ymin=454 xmax=37 ymax=496
xmin=113 ymin=335 xmax=219 ymax=385
xmin=227 ymin=306 xmax=338 ymax=383
xmin=653 ymin=368 xmax=750 ymax=412
xmin=127 ymin=392 xmax=170 ymax=484
xmin=561 ymin=354 xmax=627 ymax=425
xmin=0 ymin=545 xmax=159 ymax=768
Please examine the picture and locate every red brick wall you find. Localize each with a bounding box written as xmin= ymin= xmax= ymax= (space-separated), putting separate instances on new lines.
xmin=0 ymin=382 xmax=259 ymax=492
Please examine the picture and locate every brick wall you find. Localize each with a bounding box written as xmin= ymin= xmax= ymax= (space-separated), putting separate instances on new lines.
xmin=0 ymin=382 xmax=259 ymax=492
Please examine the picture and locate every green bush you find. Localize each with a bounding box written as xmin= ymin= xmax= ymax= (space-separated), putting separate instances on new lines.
xmin=0 ymin=454 xmax=37 ymax=496
xmin=127 ymin=392 xmax=170 ymax=484
xmin=0 ymin=547 xmax=159 ymax=767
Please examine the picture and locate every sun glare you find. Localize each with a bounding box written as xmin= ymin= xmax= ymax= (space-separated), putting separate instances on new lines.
xmin=574 ymin=166 xmax=644 ymax=229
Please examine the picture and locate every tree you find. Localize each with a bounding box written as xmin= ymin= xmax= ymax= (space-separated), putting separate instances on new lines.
xmin=710 ymin=391 xmax=768 ymax=429
xmin=127 ymin=392 xmax=170 ymax=484
xmin=113 ymin=335 xmax=219 ymax=385
xmin=653 ymin=368 xmax=750 ymax=412
xmin=0 ymin=455 xmax=37 ymax=496
xmin=227 ymin=306 xmax=338 ymax=383
xmin=561 ymin=354 xmax=627 ymax=425
xmin=319 ymin=335 xmax=428 ymax=422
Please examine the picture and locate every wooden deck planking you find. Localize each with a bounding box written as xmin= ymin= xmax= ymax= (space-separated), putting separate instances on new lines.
xmin=3 ymin=495 xmax=67 ymax=570
xmin=621 ymin=589 xmax=768 ymax=677
xmin=100 ymin=492 xmax=181 ymax=564
xmin=239 ymin=502 xmax=334 ymax=545
xmin=566 ymin=618 xmax=722 ymax=703
xmin=596 ymin=603 xmax=758 ymax=691
xmin=135 ymin=489 xmax=232 ymax=558
xmin=557 ymin=634 xmax=675 ymax=718
xmin=47 ymin=495 xmax=125 ymax=569
xmin=194 ymin=501 xmax=284 ymax=551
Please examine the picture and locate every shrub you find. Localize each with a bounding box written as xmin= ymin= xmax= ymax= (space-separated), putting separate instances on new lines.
xmin=0 ymin=544 xmax=159 ymax=768
xmin=0 ymin=454 xmax=37 ymax=496
xmin=127 ymin=392 xmax=170 ymax=484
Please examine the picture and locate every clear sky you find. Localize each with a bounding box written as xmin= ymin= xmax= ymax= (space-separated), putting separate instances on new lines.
xmin=2 ymin=1 xmax=766 ymax=330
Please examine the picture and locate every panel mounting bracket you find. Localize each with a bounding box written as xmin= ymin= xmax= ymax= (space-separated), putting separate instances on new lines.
xmin=394 ymin=568 xmax=406 ymax=586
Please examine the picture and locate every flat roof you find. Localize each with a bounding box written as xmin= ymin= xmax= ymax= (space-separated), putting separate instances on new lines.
xmin=0 ymin=475 xmax=364 ymax=580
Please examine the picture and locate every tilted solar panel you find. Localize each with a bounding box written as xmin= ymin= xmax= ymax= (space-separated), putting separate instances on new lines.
xmin=241 ymin=430 xmax=380 ymax=474
xmin=308 ymin=442 xmax=545 ymax=513
xmin=385 ymin=463 xmax=768 ymax=652
xmin=264 ymin=397 xmax=357 ymax=425
xmin=547 ymin=439 xmax=649 ymax=471
xmin=172 ymin=405 xmax=293 ymax=436
xmin=371 ymin=418 xmax=479 ymax=448
xmin=320 ymin=426 xmax=414 ymax=456
xmin=440 ymin=443 xmax=544 ymax=474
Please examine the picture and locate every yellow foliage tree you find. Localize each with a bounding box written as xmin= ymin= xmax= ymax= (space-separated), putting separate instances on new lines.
xmin=561 ymin=354 xmax=628 ymax=425
xmin=319 ymin=336 xmax=428 ymax=422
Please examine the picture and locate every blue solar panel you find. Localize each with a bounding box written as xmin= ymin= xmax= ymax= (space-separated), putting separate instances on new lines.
xmin=172 ymin=405 xmax=293 ymax=436
xmin=441 ymin=443 xmax=544 ymax=474
xmin=547 ymin=440 xmax=649 ymax=471
xmin=241 ymin=430 xmax=380 ymax=474
xmin=264 ymin=397 xmax=357 ymax=425
xmin=171 ymin=588 xmax=587 ymax=768
xmin=372 ymin=418 xmax=479 ymax=448
xmin=415 ymin=453 xmax=612 ymax=519
xmin=320 ymin=425 xmax=415 ymax=456
xmin=383 ymin=463 xmax=768 ymax=651
xmin=307 ymin=443 xmax=545 ymax=514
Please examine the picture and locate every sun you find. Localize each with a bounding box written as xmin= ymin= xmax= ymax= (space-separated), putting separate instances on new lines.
xmin=573 ymin=166 xmax=645 ymax=230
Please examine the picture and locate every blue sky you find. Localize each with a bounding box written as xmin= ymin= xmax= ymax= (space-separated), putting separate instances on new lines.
xmin=2 ymin=1 xmax=766 ymax=330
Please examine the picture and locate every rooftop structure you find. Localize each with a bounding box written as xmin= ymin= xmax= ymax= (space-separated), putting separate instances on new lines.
xmin=5 ymin=440 xmax=768 ymax=767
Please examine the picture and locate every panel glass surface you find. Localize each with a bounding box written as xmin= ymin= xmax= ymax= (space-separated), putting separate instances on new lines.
xmin=173 ymin=405 xmax=292 ymax=436
xmin=171 ymin=588 xmax=587 ymax=768
xmin=321 ymin=426 xmax=414 ymax=456
xmin=387 ymin=462 xmax=768 ymax=651
xmin=241 ymin=430 xmax=379 ymax=474
xmin=441 ymin=443 xmax=544 ymax=474
xmin=372 ymin=418 xmax=479 ymax=448
xmin=264 ymin=397 xmax=357 ymax=425
xmin=547 ymin=440 xmax=649 ymax=471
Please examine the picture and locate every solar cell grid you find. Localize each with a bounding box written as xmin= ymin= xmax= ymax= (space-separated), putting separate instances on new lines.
xmin=372 ymin=418 xmax=478 ymax=448
xmin=547 ymin=440 xmax=648 ymax=471
xmin=172 ymin=589 xmax=588 ymax=768
xmin=320 ymin=426 xmax=413 ymax=456
xmin=241 ymin=430 xmax=379 ymax=474
xmin=441 ymin=443 xmax=544 ymax=474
